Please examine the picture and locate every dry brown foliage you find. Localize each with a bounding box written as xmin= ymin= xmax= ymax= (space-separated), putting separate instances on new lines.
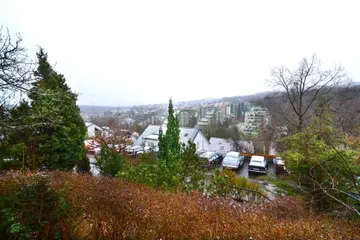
xmin=1 ymin=171 xmax=359 ymax=239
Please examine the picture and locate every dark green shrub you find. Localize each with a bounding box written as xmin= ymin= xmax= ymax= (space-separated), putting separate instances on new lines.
xmin=0 ymin=173 xmax=78 ymax=239
xmin=96 ymin=146 xmax=125 ymax=177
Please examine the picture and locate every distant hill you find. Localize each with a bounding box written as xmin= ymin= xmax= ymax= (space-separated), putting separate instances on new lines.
xmin=221 ymin=91 xmax=272 ymax=103
xmin=78 ymin=92 xmax=276 ymax=114
xmin=350 ymin=81 xmax=360 ymax=87
xmin=224 ymin=83 xmax=360 ymax=103
xmin=78 ymin=105 xmax=128 ymax=115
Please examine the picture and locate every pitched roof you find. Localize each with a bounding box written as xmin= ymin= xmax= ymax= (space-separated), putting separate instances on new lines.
xmin=209 ymin=137 xmax=234 ymax=153
xmin=133 ymin=125 xmax=202 ymax=146
xmin=84 ymin=122 xmax=102 ymax=129
xmin=209 ymin=137 xmax=255 ymax=154
xmin=85 ymin=122 xmax=93 ymax=127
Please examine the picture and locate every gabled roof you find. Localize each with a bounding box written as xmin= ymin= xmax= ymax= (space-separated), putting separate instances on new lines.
xmin=85 ymin=122 xmax=93 ymax=127
xmin=145 ymin=134 xmax=159 ymax=140
xmin=209 ymin=137 xmax=234 ymax=153
xmin=85 ymin=122 xmax=102 ymax=130
xmin=133 ymin=125 xmax=204 ymax=146
xmin=209 ymin=137 xmax=254 ymax=153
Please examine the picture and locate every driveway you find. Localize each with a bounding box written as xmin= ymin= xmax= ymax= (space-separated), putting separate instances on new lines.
xmin=204 ymin=159 xmax=277 ymax=199
xmin=88 ymin=155 xmax=100 ymax=176
xmin=236 ymin=160 xmax=276 ymax=181
xmin=207 ymin=159 xmax=276 ymax=181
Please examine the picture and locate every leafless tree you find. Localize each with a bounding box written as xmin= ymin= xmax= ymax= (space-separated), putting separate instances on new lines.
xmin=237 ymin=140 xmax=254 ymax=154
xmin=0 ymin=26 xmax=32 ymax=94
xmin=265 ymin=54 xmax=351 ymax=134
xmin=0 ymin=26 xmax=33 ymax=129
xmin=329 ymin=86 xmax=360 ymax=133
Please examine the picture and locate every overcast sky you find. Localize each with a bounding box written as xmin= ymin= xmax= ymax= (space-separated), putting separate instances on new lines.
xmin=1 ymin=0 xmax=359 ymax=106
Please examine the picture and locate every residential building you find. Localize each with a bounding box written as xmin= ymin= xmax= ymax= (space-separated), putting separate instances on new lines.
xmin=148 ymin=114 xmax=159 ymax=125
xmin=230 ymin=102 xmax=252 ymax=118
xmin=195 ymin=109 xmax=224 ymax=129
xmin=237 ymin=106 xmax=270 ymax=138
xmin=122 ymin=117 xmax=134 ymax=127
xmin=198 ymin=106 xmax=216 ymax=118
xmin=133 ymin=125 xmax=210 ymax=153
xmin=178 ymin=110 xmax=197 ymax=127
xmin=225 ymin=105 xmax=231 ymax=115
xmin=209 ymin=137 xmax=234 ymax=156
xmin=101 ymin=126 xmax=113 ymax=138
xmin=237 ymin=122 xmax=259 ymax=137
xmin=214 ymin=101 xmax=229 ymax=108
xmin=245 ymin=107 xmax=270 ymax=124
xmin=179 ymin=111 xmax=189 ymax=126
xmin=85 ymin=122 xmax=103 ymax=138
xmin=209 ymin=137 xmax=254 ymax=155
xmin=215 ymin=110 xmax=224 ymax=124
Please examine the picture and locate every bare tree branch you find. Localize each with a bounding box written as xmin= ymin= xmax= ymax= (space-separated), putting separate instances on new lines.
xmin=264 ymin=54 xmax=351 ymax=134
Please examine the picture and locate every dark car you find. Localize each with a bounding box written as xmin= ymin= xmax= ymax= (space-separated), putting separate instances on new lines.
xmin=199 ymin=152 xmax=223 ymax=167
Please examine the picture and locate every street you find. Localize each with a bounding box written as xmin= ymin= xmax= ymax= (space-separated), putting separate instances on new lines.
xmin=88 ymin=155 xmax=100 ymax=176
xmin=236 ymin=160 xmax=277 ymax=199
xmin=205 ymin=159 xmax=276 ymax=181
xmin=235 ymin=159 xmax=276 ymax=181
xmin=204 ymin=159 xmax=277 ymax=199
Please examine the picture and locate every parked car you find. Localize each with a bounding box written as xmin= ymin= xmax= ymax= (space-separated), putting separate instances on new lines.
xmin=93 ymin=147 xmax=102 ymax=155
xmin=125 ymin=145 xmax=143 ymax=156
xmin=84 ymin=140 xmax=92 ymax=150
xmin=87 ymin=146 xmax=95 ymax=154
xmin=107 ymin=144 xmax=122 ymax=152
xmin=222 ymin=152 xmax=244 ymax=170
xmin=136 ymin=147 xmax=146 ymax=155
xmin=248 ymin=155 xmax=268 ymax=174
xmin=273 ymin=156 xmax=282 ymax=165
xmin=88 ymin=145 xmax=102 ymax=155
xmin=200 ymin=151 xmax=223 ymax=167
xmin=87 ymin=145 xmax=98 ymax=154
xmin=138 ymin=146 xmax=159 ymax=154
xmin=273 ymin=157 xmax=289 ymax=175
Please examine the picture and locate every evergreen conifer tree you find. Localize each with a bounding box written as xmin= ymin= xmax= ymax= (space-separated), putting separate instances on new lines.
xmin=27 ymin=48 xmax=87 ymax=170
xmin=158 ymin=98 xmax=180 ymax=165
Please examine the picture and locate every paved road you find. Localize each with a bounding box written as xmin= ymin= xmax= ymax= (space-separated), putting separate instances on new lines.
xmin=206 ymin=159 xmax=276 ymax=181
xmin=88 ymin=155 xmax=100 ymax=176
xmin=237 ymin=160 xmax=277 ymax=199
xmin=236 ymin=160 xmax=276 ymax=181
xmin=204 ymin=159 xmax=277 ymax=199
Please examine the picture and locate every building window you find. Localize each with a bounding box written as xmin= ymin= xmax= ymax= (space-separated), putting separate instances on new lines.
xmin=94 ymin=128 xmax=102 ymax=137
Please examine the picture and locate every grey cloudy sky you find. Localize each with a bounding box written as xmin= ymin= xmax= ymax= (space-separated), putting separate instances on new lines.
xmin=1 ymin=0 xmax=359 ymax=106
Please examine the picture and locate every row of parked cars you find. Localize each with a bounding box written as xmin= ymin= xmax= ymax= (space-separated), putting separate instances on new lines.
xmin=86 ymin=141 xmax=127 ymax=155
xmin=87 ymin=143 xmax=159 ymax=156
xmin=200 ymin=151 xmax=270 ymax=174
xmin=124 ymin=145 xmax=159 ymax=156
xmin=87 ymin=141 xmax=276 ymax=176
xmin=221 ymin=152 xmax=269 ymax=174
